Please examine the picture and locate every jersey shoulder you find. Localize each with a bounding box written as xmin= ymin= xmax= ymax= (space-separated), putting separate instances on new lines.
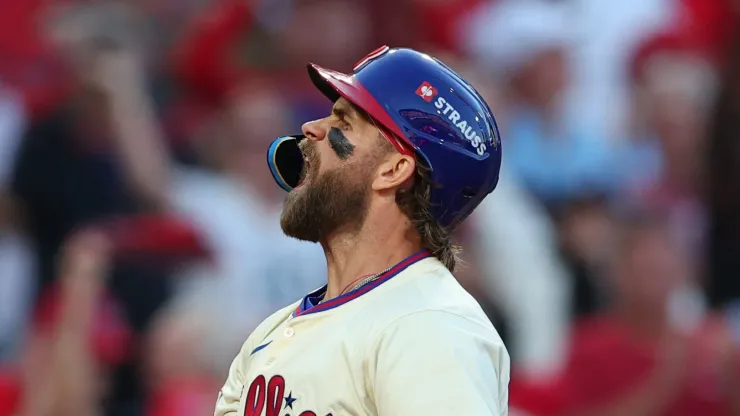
xmin=351 ymin=257 xmax=503 ymax=345
xmin=385 ymin=257 xmax=494 ymax=322
xmin=240 ymin=300 xmax=301 ymax=353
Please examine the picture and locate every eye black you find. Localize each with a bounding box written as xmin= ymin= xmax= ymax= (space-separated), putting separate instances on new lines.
xmin=328 ymin=127 xmax=355 ymax=160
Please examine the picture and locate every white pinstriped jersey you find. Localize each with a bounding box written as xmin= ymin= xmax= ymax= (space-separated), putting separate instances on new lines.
xmin=215 ymin=251 xmax=510 ymax=416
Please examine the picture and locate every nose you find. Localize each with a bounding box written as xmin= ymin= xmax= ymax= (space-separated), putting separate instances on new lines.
xmin=301 ymin=118 xmax=328 ymax=142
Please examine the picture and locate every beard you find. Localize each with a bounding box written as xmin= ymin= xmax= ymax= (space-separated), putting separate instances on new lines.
xmin=280 ymin=150 xmax=373 ymax=243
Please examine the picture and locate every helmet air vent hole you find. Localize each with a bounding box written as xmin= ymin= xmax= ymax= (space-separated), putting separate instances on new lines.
xmin=462 ymin=187 xmax=477 ymax=199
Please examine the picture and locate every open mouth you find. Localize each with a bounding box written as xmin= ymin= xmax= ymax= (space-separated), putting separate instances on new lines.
xmin=295 ymin=159 xmax=311 ymax=189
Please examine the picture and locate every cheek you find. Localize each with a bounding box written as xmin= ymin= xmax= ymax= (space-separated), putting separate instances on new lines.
xmin=314 ymin=146 xmax=343 ymax=174
xmin=310 ymin=160 xmax=362 ymax=192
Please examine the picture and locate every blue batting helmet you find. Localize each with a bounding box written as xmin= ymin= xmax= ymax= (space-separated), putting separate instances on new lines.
xmin=267 ymin=46 xmax=502 ymax=229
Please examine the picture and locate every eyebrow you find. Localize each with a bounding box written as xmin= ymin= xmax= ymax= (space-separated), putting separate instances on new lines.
xmin=331 ymin=104 xmax=357 ymax=122
xmin=333 ymin=101 xmax=376 ymax=124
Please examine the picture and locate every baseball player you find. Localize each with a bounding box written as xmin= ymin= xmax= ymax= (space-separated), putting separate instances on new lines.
xmin=215 ymin=45 xmax=508 ymax=416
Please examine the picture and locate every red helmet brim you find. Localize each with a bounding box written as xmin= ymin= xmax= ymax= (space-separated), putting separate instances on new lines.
xmin=307 ymin=63 xmax=414 ymax=157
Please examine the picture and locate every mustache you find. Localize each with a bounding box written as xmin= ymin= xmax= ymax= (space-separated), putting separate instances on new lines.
xmin=298 ymin=139 xmax=316 ymax=163
xmin=298 ymin=139 xmax=319 ymax=178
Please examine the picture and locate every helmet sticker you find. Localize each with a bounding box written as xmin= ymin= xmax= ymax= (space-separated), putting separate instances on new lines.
xmin=415 ymin=81 xmax=438 ymax=103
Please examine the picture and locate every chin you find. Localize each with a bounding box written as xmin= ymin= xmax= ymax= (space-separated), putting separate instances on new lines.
xmin=279 ymin=197 xmax=320 ymax=243
xmin=279 ymin=164 xmax=371 ymax=243
xmin=279 ymin=220 xmax=322 ymax=243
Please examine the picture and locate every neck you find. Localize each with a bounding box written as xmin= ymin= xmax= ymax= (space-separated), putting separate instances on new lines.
xmin=320 ymin=209 xmax=422 ymax=301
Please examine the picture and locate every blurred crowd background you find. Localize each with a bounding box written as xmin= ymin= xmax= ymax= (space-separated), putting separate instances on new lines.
xmin=0 ymin=0 xmax=739 ymax=415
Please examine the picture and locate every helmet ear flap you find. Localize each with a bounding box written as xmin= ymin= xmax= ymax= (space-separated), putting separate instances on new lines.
xmin=267 ymin=135 xmax=306 ymax=191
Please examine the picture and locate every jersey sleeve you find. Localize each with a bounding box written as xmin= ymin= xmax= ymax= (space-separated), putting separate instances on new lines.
xmin=214 ymin=340 xmax=249 ymax=416
xmin=367 ymin=310 xmax=510 ymax=416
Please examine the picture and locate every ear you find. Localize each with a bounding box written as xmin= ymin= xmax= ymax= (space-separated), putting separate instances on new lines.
xmin=372 ymin=154 xmax=416 ymax=192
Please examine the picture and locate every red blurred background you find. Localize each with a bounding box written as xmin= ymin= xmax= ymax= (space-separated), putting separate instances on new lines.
xmin=0 ymin=0 xmax=739 ymax=415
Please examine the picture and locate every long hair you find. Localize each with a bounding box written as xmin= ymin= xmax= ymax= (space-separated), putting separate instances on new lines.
xmin=395 ymin=160 xmax=462 ymax=272
xmin=361 ymin=107 xmax=462 ymax=271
